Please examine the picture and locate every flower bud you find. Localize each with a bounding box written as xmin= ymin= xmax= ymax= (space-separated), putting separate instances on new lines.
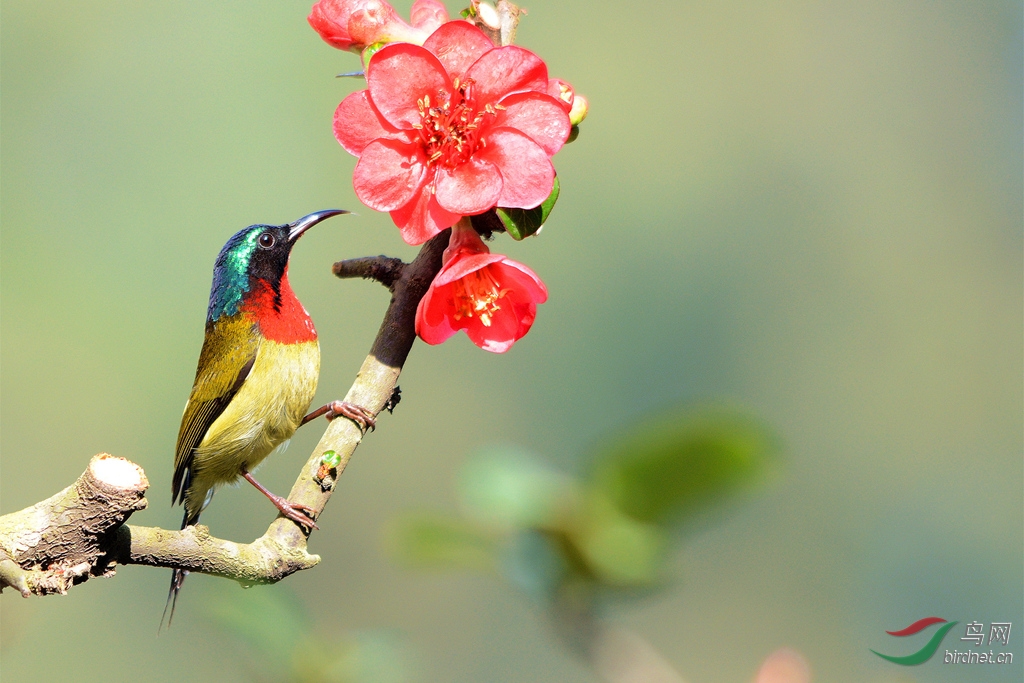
xmin=308 ymin=0 xmax=427 ymax=53
xmin=568 ymin=94 xmax=589 ymax=126
xmin=409 ymin=0 xmax=449 ymax=33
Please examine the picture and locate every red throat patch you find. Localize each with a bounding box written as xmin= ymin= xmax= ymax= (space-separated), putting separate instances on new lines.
xmin=240 ymin=274 xmax=318 ymax=344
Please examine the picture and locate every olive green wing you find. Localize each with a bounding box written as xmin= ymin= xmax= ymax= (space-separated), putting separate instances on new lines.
xmin=171 ymin=317 xmax=260 ymax=506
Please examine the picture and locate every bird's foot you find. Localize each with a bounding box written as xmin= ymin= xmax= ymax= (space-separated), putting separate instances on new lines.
xmin=302 ymin=401 xmax=376 ymax=433
xmin=268 ymin=496 xmax=319 ymax=531
xmin=326 ymin=400 xmax=376 ymax=432
xmin=241 ymin=471 xmax=319 ymax=531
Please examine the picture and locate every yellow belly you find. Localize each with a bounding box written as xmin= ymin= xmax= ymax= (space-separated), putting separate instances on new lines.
xmin=185 ymin=338 xmax=319 ymax=514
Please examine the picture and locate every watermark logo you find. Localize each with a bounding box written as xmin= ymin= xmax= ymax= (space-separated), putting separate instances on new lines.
xmin=872 ymin=617 xmax=1014 ymax=666
xmin=871 ymin=617 xmax=958 ymax=665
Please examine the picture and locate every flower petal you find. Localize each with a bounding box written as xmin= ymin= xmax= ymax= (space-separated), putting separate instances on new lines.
xmin=493 ymin=91 xmax=570 ymax=156
xmin=465 ymin=45 xmax=548 ymax=105
xmin=476 ymin=128 xmax=554 ymax=209
xmin=389 ymin=182 xmax=461 ymax=245
xmin=333 ymin=90 xmax=403 ymax=155
xmin=434 ymin=157 xmax=502 ymax=215
xmin=367 ymin=43 xmax=451 ymax=129
xmin=465 ymin=299 xmax=523 ymax=352
xmin=353 ymin=138 xmax=427 ymax=212
xmin=493 ymin=258 xmax=548 ymax=303
xmin=308 ymin=0 xmax=358 ymax=51
xmin=547 ymin=78 xmax=575 ymax=113
xmin=433 ymin=251 xmax=506 ymax=285
xmin=464 ymin=259 xmax=546 ymax=352
xmin=348 ymin=3 xmax=424 ymax=46
xmin=423 ymin=21 xmax=494 ymax=78
xmin=410 ymin=0 xmax=450 ymax=33
xmin=415 ymin=282 xmax=459 ymax=345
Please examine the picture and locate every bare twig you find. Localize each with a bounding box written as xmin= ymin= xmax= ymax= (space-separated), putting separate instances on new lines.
xmin=333 ymin=255 xmax=406 ymax=289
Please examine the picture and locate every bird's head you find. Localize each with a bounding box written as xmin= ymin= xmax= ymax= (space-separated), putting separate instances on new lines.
xmin=207 ymin=209 xmax=348 ymax=322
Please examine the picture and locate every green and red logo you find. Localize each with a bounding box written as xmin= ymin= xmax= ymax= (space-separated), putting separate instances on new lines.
xmin=871 ymin=617 xmax=958 ymax=665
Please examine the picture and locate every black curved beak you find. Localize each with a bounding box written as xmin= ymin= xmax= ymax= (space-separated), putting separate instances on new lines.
xmin=288 ymin=209 xmax=349 ymax=242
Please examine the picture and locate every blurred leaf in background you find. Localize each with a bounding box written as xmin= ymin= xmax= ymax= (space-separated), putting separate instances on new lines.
xmin=389 ymin=514 xmax=497 ymax=573
xmin=391 ymin=404 xmax=777 ymax=597
xmin=589 ymin=406 xmax=778 ymax=528
xmin=389 ymin=404 xmax=779 ymax=681
xmin=208 ymin=585 xmax=414 ymax=683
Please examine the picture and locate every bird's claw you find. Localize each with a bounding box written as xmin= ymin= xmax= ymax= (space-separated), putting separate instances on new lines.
xmin=270 ymin=495 xmax=319 ymax=531
xmin=325 ymin=400 xmax=376 ymax=433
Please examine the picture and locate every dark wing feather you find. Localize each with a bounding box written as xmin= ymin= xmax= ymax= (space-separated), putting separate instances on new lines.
xmin=171 ymin=317 xmax=258 ymax=507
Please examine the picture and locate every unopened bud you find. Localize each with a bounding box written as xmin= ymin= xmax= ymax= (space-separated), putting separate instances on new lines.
xmin=308 ymin=0 xmax=427 ymax=53
xmin=568 ymin=94 xmax=589 ymax=126
xmin=410 ymin=0 xmax=448 ymax=33
xmin=321 ymin=450 xmax=343 ymax=468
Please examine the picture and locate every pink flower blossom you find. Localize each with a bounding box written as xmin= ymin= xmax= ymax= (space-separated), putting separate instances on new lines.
xmin=416 ymin=221 xmax=547 ymax=352
xmin=308 ymin=0 xmax=428 ymax=53
xmin=333 ymin=21 xmax=571 ymax=244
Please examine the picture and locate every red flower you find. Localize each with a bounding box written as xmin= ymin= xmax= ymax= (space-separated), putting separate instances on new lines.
xmin=333 ymin=21 xmax=571 ymax=245
xmin=416 ymin=221 xmax=547 ymax=352
xmin=308 ymin=0 xmax=428 ymax=53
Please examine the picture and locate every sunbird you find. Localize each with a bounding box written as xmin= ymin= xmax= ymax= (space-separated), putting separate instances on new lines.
xmin=163 ymin=209 xmax=374 ymax=625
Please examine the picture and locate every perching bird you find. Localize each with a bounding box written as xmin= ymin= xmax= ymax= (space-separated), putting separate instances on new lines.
xmin=163 ymin=209 xmax=374 ymax=626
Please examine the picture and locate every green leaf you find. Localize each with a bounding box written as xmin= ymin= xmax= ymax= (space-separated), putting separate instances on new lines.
xmin=589 ymin=406 xmax=778 ymax=527
xmin=458 ymin=445 xmax=574 ymax=529
xmin=388 ymin=514 xmax=496 ymax=572
xmin=566 ymin=125 xmax=580 ymax=144
xmin=496 ymin=176 xmax=560 ymax=240
xmin=573 ymin=495 xmax=666 ymax=586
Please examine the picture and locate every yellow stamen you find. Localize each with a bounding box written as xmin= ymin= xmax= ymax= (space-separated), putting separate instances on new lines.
xmin=453 ymin=268 xmax=507 ymax=327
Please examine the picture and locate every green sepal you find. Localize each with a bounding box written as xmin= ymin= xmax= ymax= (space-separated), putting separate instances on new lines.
xmin=496 ymin=176 xmax=560 ymax=240
xmin=566 ymin=125 xmax=580 ymax=144
xmin=361 ymin=42 xmax=386 ymax=69
xmin=460 ymin=6 xmax=476 ymax=18
xmin=319 ymin=450 xmax=342 ymax=468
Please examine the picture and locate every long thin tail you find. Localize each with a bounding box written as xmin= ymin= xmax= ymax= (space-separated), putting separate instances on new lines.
xmin=159 ymin=511 xmax=195 ymax=632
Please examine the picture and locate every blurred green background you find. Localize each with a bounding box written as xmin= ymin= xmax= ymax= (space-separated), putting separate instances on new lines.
xmin=2 ymin=1 xmax=1020 ymax=681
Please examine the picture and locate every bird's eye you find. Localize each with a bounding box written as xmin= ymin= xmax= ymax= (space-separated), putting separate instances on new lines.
xmin=258 ymin=232 xmax=276 ymax=249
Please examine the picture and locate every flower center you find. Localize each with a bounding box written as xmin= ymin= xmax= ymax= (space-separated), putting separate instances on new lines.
xmin=452 ymin=267 xmax=507 ymax=327
xmin=414 ymin=78 xmax=502 ymax=170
